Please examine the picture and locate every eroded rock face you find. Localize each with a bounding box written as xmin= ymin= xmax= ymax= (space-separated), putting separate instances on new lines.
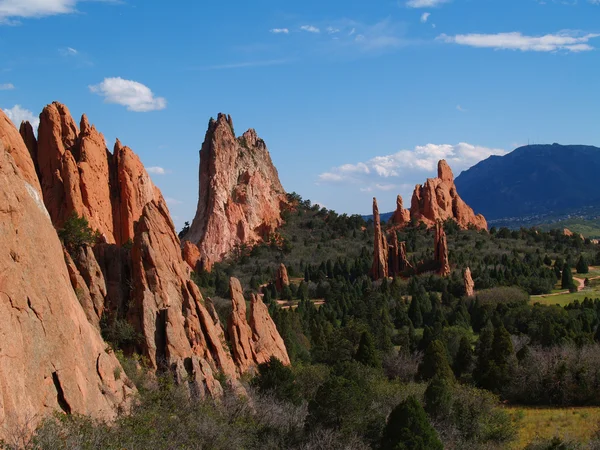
xmin=464 ymin=267 xmax=475 ymax=297
xmin=228 ymin=277 xmax=256 ymax=374
xmin=391 ymin=195 xmax=411 ymax=227
xmin=0 ymin=109 xmax=41 ymax=194
xmin=182 ymin=241 xmax=201 ymax=272
xmin=129 ymin=199 xmax=238 ymax=393
xmin=410 ymin=160 xmax=487 ymax=231
xmin=434 ymin=222 xmax=451 ymax=277
xmin=275 ymin=263 xmax=290 ymax=292
xmin=183 ymin=114 xmax=287 ymax=270
xmin=19 ymin=121 xmax=39 ymax=178
xmin=0 ymin=145 xmax=133 ymax=439
xmin=371 ymin=198 xmax=389 ymax=280
xmin=250 ymin=294 xmax=291 ymax=366
xmin=34 ymin=102 xmax=161 ymax=245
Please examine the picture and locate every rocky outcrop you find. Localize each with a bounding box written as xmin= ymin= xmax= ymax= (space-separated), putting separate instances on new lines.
xmin=228 ymin=278 xmax=290 ymax=372
xmin=371 ymin=198 xmax=389 ymax=280
xmin=183 ymin=114 xmax=287 ymax=270
xmin=19 ymin=121 xmax=39 ymax=178
xmin=250 ymin=294 xmax=291 ymax=366
xmin=391 ymin=195 xmax=411 ymax=227
xmin=410 ymin=160 xmax=487 ymax=231
xmin=434 ymin=222 xmax=451 ymax=277
xmin=275 ymin=263 xmax=290 ymax=292
xmin=0 ymin=109 xmax=41 ymax=194
xmin=183 ymin=241 xmax=202 ymax=272
xmin=33 ymin=102 xmax=161 ymax=245
xmin=389 ymin=232 xmax=413 ymax=277
xmin=464 ymin=267 xmax=475 ymax=297
xmin=0 ymin=143 xmax=133 ymax=439
xmin=128 ymin=198 xmax=239 ymax=395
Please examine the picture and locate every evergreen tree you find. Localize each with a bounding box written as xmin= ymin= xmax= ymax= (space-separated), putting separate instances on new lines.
xmin=381 ymin=396 xmax=443 ymax=450
xmin=418 ymin=340 xmax=454 ymax=382
xmin=354 ymin=331 xmax=380 ymax=367
xmin=408 ymin=296 xmax=423 ymax=328
xmin=473 ymin=324 xmax=494 ymax=389
xmin=489 ymin=324 xmax=515 ymax=393
xmin=424 ymin=376 xmax=453 ymax=419
xmin=453 ymin=336 xmax=474 ymax=378
xmin=561 ymin=263 xmax=574 ymax=290
xmin=252 ymin=357 xmax=301 ymax=405
xmin=576 ymin=255 xmax=589 ymax=274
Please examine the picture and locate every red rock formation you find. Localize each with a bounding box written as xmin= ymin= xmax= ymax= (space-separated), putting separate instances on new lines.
xmin=183 ymin=114 xmax=287 ymax=270
xmin=464 ymin=267 xmax=475 ymax=297
xmin=391 ymin=195 xmax=411 ymax=227
xmin=183 ymin=241 xmax=202 ymax=272
xmin=0 ymin=144 xmax=133 ymax=439
xmin=371 ymin=198 xmax=389 ymax=280
xmin=250 ymin=294 xmax=291 ymax=366
xmin=129 ymin=198 xmax=238 ymax=395
xmin=389 ymin=232 xmax=413 ymax=277
xmin=0 ymin=108 xmax=41 ymax=194
xmin=34 ymin=102 xmax=161 ymax=245
xmin=228 ymin=277 xmax=256 ymax=373
xmin=399 ymin=241 xmax=412 ymax=272
xmin=19 ymin=120 xmax=39 ymax=177
xmin=410 ymin=160 xmax=487 ymax=231
xmin=275 ymin=263 xmax=290 ymax=291
xmin=434 ymin=222 xmax=451 ymax=277
xmin=228 ymin=278 xmax=291 ymax=372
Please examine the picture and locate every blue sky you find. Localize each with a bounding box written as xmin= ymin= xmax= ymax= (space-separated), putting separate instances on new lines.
xmin=1 ymin=0 xmax=600 ymax=229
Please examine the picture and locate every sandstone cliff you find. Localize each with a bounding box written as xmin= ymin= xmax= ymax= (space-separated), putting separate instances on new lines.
xmin=464 ymin=267 xmax=475 ymax=297
xmin=31 ymin=102 xmax=161 ymax=245
xmin=183 ymin=114 xmax=287 ymax=271
xmin=0 ymin=142 xmax=133 ymax=439
xmin=410 ymin=160 xmax=487 ymax=231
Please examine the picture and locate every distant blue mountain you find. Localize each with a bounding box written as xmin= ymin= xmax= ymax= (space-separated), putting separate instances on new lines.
xmin=454 ymin=144 xmax=600 ymax=221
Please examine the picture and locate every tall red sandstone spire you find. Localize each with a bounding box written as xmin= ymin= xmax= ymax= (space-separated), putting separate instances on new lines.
xmin=434 ymin=222 xmax=451 ymax=277
xmin=371 ymin=197 xmax=389 ymax=280
xmin=182 ymin=114 xmax=287 ymax=271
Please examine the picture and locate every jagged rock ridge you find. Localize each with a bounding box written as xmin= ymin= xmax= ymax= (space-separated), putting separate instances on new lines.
xmin=183 ymin=114 xmax=287 ymax=271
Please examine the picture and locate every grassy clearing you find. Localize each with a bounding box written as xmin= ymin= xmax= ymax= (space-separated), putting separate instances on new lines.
xmin=532 ymin=291 xmax=600 ymax=306
xmin=507 ymin=406 xmax=600 ymax=449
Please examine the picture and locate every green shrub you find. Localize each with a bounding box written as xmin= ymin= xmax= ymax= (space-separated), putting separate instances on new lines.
xmin=58 ymin=213 xmax=100 ymax=256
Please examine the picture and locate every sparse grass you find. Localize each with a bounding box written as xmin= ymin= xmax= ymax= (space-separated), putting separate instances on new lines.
xmin=532 ymin=291 xmax=600 ymax=306
xmin=506 ymin=406 xmax=600 ymax=449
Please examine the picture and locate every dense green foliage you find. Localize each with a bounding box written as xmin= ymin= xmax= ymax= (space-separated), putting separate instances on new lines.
xmin=57 ymin=213 xmax=100 ymax=257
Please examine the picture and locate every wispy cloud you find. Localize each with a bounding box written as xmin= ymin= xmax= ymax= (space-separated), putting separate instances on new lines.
xmin=270 ymin=28 xmax=289 ymax=34
xmin=147 ymin=166 xmax=167 ymax=175
xmin=165 ymin=197 xmax=182 ymax=206
xmin=0 ymin=83 xmax=14 ymax=90
xmin=420 ymin=12 xmax=431 ymax=23
xmin=59 ymin=46 xmax=78 ymax=56
xmin=2 ymin=105 xmax=39 ymax=129
xmin=0 ymin=0 xmax=119 ymax=24
xmin=89 ymin=77 xmax=167 ymax=112
xmin=199 ymin=59 xmax=292 ymax=71
xmin=456 ymin=104 xmax=467 ymax=112
xmin=406 ymin=0 xmax=450 ymax=8
xmin=318 ymin=142 xmax=506 ymax=192
xmin=439 ymin=31 xmax=600 ymax=52
xmin=300 ymin=25 xmax=320 ymax=33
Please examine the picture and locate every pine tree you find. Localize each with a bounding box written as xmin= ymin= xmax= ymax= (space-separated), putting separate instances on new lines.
xmin=418 ymin=340 xmax=454 ymax=382
xmin=354 ymin=331 xmax=380 ymax=367
xmin=577 ymin=255 xmax=589 ymax=274
xmin=408 ymin=296 xmax=423 ymax=328
xmin=453 ymin=336 xmax=474 ymax=378
xmin=424 ymin=375 xmax=453 ymax=419
xmin=381 ymin=396 xmax=443 ymax=450
xmin=473 ymin=324 xmax=494 ymax=389
xmin=561 ymin=263 xmax=574 ymax=290
xmin=489 ymin=324 xmax=515 ymax=393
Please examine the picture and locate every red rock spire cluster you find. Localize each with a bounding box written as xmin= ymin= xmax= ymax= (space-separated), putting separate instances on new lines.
xmin=0 ymin=103 xmax=291 ymax=439
xmin=371 ymin=198 xmax=389 ymax=280
xmin=182 ymin=114 xmax=288 ymax=271
xmin=392 ymin=160 xmax=487 ymax=231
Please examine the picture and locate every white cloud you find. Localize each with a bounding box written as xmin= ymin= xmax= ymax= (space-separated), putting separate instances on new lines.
xmin=456 ymin=104 xmax=467 ymax=112
xmin=165 ymin=197 xmax=182 ymax=205
xmin=420 ymin=12 xmax=431 ymax=23
xmin=59 ymin=46 xmax=78 ymax=56
xmin=407 ymin=0 xmax=450 ymax=8
xmin=0 ymin=0 xmax=116 ymax=23
xmin=89 ymin=77 xmax=167 ymax=112
xmin=300 ymin=25 xmax=320 ymax=33
xmin=439 ymin=31 xmax=600 ymax=52
xmin=0 ymin=83 xmax=14 ymax=90
xmin=147 ymin=166 xmax=166 ymax=175
xmin=318 ymin=142 xmax=506 ymax=192
xmin=2 ymin=105 xmax=39 ymax=129
xmin=270 ymin=28 xmax=289 ymax=34
xmin=327 ymin=26 xmax=340 ymax=34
